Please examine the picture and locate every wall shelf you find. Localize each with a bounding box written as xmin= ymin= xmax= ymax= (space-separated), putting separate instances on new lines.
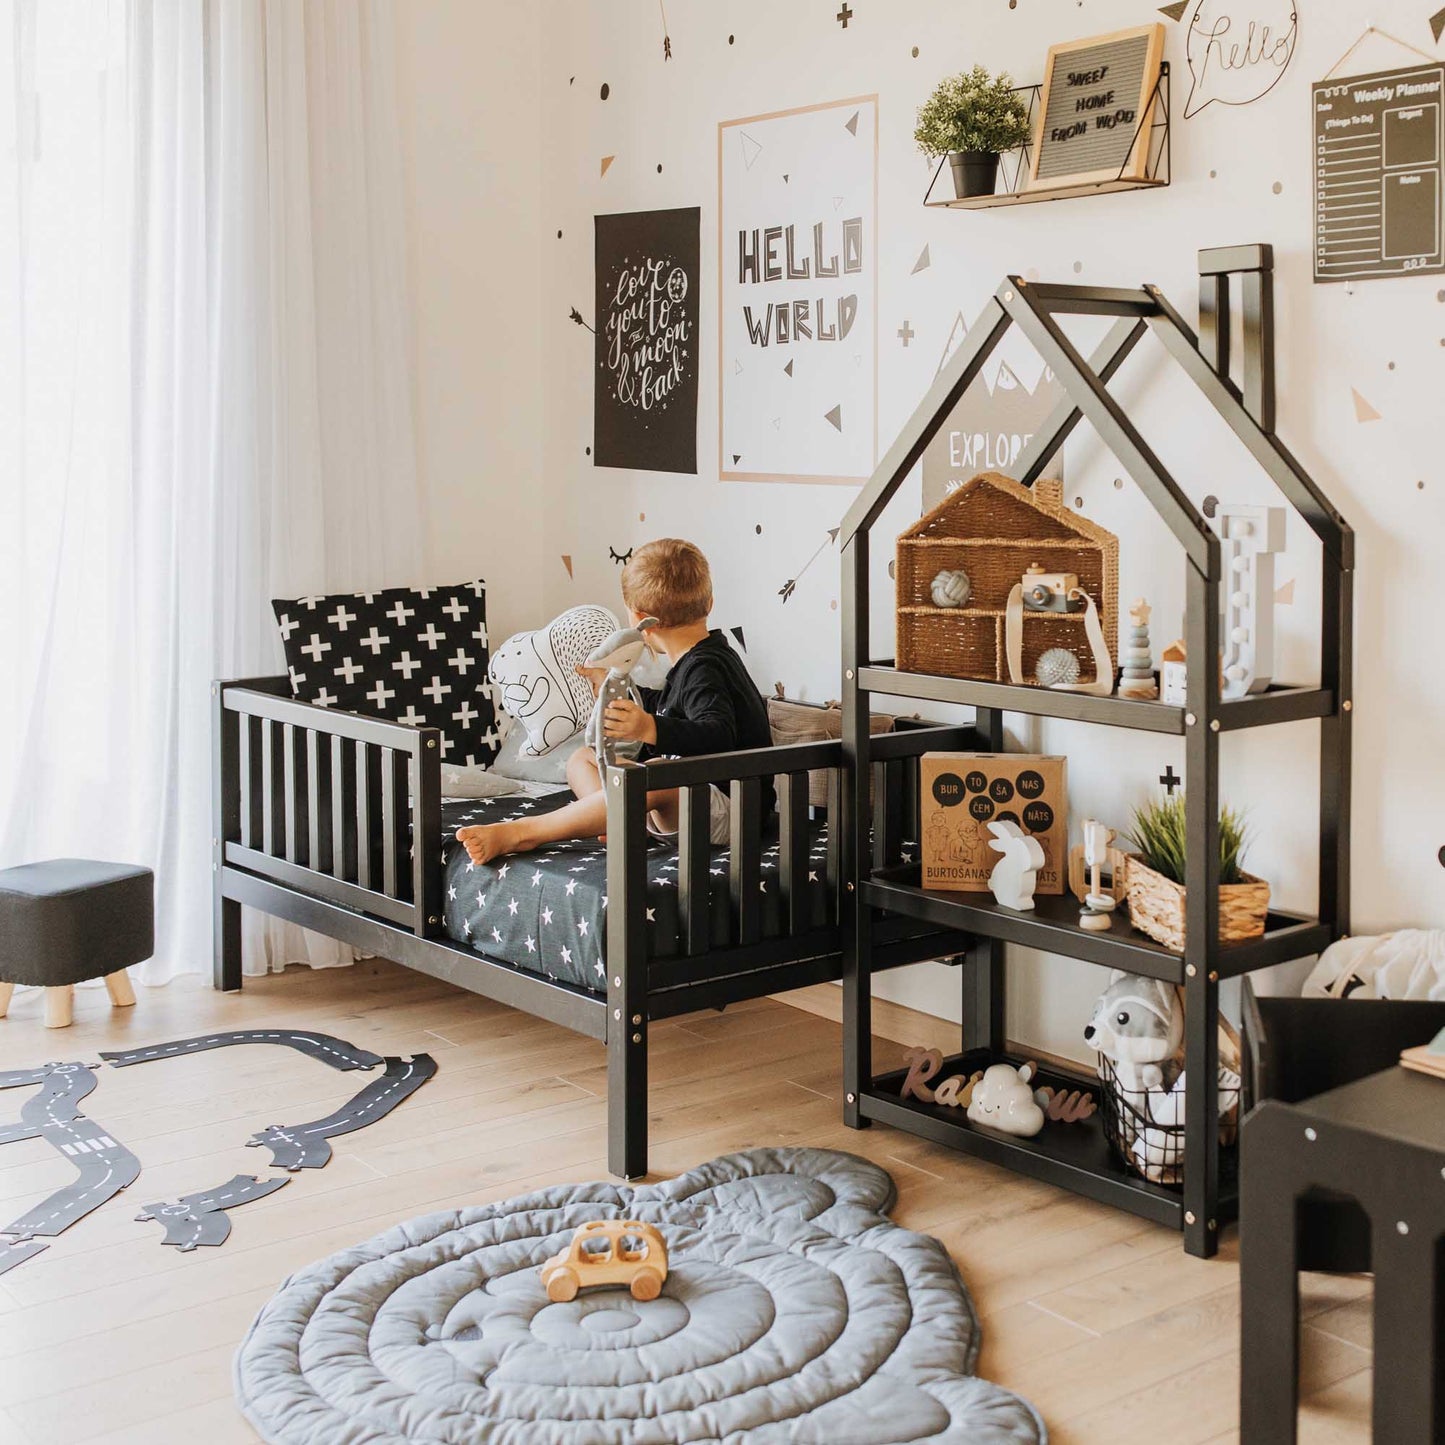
xmin=860 ymin=666 xmax=1334 ymax=737
xmin=866 ymin=1047 xmax=1198 ymax=1229
xmin=867 ymin=865 xmax=1333 ymax=985
xmin=836 ymin=251 xmax=1353 ymax=1261
xmin=923 ymin=64 xmax=1171 ymax=211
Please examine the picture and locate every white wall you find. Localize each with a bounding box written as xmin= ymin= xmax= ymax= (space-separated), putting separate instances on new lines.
xmin=394 ymin=0 xmax=545 ymax=648
xmin=434 ymin=2 xmax=1442 ymax=1062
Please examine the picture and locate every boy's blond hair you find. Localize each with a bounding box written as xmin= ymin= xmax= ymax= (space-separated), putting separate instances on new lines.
xmin=621 ymin=539 xmax=713 ymax=628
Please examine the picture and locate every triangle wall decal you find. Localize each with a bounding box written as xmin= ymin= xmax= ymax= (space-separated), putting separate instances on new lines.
xmin=1351 ymin=387 xmax=1381 ymax=423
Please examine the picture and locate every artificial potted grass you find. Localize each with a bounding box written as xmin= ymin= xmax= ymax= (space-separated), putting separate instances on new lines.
xmin=1123 ymin=794 xmax=1270 ymax=950
xmin=914 ymin=65 xmax=1032 ymax=199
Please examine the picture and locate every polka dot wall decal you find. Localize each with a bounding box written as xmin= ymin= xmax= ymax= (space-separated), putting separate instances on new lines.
xmin=1437 ymin=289 xmax=1444 ymax=301
xmin=557 ymin=230 xmax=563 ymax=239
xmin=1075 ymin=496 xmax=1084 ymax=509
xmin=1419 ymin=480 xmax=1426 ymax=490
xmin=756 ymin=524 xmax=763 ymax=534
xmin=1210 ymin=169 xmax=1217 ymax=178
xmin=830 ymin=600 xmax=838 ymax=610
xmin=600 ymin=82 xmax=610 ymax=100
xmin=912 ymin=45 xmax=919 ymax=56
xmin=1388 ymin=361 xmax=1395 ymax=370
xmin=1073 ymin=260 xmax=1083 ymax=273
xmin=639 ymin=512 xmax=646 ymax=521
xmin=585 ymin=446 xmax=592 ymax=456
xmin=657 ymin=164 xmax=663 ymax=173
xmin=1113 ymin=478 xmax=1124 ymax=489
xmin=1272 ymin=181 xmax=1283 ymax=194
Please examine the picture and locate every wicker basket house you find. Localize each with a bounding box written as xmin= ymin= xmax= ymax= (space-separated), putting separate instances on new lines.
xmin=896 ymin=473 xmax=1119 ymax=685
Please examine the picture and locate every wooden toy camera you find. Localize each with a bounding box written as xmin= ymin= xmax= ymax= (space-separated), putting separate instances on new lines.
xmin=1021 ymin=563 xmax=1084 ymax=613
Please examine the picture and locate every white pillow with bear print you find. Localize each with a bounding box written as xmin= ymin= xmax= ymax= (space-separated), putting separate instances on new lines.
xmin=487 ymin=604 xmax=618 ymax=756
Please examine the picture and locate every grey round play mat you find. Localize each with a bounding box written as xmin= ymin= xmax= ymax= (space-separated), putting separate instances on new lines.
xmin=235 ymin=1147 xmax=1044 ymax=1443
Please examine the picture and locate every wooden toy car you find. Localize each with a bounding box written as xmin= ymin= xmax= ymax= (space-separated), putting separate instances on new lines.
xmin=540 ymin=1220 xmax=668 ymax=1303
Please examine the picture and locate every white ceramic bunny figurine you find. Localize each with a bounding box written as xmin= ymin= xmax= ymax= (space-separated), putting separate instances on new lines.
xmin=986 ymin=820 xmax=1046 ymax=911
xmin=584 ymin=618 xmax=659 ymax=771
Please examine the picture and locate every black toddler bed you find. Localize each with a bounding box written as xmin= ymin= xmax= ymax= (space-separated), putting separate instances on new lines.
xmin=213 ymin=677 xmax=978 ymax=1176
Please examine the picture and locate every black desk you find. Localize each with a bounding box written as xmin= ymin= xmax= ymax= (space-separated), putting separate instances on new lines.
xmin=1241 ymin=1066 xmax=1445 ymax=1443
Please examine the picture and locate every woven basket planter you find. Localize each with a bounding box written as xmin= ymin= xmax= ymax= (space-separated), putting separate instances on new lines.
xmin=1123 ymin=854 xmax=1270 ymax=952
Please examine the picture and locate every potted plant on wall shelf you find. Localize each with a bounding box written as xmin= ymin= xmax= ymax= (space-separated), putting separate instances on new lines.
xmin=1124 ymin=794 xmax=1270 ymax=951
xmin=915 ymin=65 xmax=1032 ymax=200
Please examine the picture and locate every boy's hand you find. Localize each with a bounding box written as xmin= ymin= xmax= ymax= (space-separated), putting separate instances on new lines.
xmin=603 ymin=699 xmax=657 ymax=746
xmin=575 ymin=663 xmax=607 ymax=696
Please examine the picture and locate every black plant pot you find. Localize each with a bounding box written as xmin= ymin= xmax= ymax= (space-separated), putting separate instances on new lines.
xmin=948 ymin=150 xmax=1000 ymax=199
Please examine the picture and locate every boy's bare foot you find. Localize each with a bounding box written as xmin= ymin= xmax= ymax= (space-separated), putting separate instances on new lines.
xmin=455 ymin=822 xmax=535 ymax=865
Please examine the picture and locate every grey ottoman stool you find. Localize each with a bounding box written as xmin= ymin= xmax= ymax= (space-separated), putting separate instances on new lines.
xmin=0 ymin=860 xmax=154 ymax=1028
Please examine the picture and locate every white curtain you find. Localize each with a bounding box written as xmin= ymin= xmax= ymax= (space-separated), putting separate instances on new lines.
xmin=1 ymin=0 xmax=424 ymax=984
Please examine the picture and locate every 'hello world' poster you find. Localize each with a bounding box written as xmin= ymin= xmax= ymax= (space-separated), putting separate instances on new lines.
xmin=719 ymin=97 xmax=878 ymax=484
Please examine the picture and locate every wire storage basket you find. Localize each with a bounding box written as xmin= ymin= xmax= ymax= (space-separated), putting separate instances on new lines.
xmin=1097 ymin=1021 xmax=1242 ymax=1187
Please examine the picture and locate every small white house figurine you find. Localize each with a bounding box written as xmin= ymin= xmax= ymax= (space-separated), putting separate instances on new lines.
xmin=967 ymin=1062 xmax=1046 ymax=1137
xmin=1159 ymin=638 xmax=1188 ymax=706
xmin=986 ymin=820 xmax=1045 ymax=912
xmin=1117 ymin=598 xmax=1159 ymax=700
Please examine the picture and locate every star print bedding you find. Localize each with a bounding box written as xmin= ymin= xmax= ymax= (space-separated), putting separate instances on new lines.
xmin=439 ymin=793 xmax=834 ymax=993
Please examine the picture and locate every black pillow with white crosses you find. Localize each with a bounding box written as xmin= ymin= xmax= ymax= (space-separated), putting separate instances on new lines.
xmin=272 ymin=581 xmax=501 ymax=766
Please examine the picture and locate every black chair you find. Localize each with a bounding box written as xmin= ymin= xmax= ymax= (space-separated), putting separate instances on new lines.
xmin=0 ymin=860 xmax=154 ymax=1028
xmin=1243 ymin=980 xmax=1445 ymax=1270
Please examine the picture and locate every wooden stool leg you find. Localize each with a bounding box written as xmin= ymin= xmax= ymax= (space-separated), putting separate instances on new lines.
xmin=44 ymin=985 xmax=74 ymax=1029
xmin=104 ymin=969 xmax=136 ymax=1008
xmin=0 ymin=981 xmax=13 ymax=1018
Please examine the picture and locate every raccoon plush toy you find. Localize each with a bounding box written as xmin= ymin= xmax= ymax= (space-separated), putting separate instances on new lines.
xmin=1082 ymin=972 xmax=1184 ymax=1093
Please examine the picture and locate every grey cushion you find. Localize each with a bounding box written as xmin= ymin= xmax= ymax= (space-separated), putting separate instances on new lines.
xmin=235 ymin=1147 xmax=1044 ymax=1443
xmin=0 ymin=859 xmax=153 ymax=986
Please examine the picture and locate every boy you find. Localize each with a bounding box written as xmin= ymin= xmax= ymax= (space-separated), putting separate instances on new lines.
xmin=456 ymin=539 xmax=772 ymax=864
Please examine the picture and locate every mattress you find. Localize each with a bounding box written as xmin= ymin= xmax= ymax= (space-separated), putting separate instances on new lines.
xmin=440 ymin=793 xmax=834 ymax=993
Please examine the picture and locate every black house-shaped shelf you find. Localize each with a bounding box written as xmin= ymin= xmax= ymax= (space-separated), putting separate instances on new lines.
xmin=833 ymin=249 xmax=1353 ymax=1258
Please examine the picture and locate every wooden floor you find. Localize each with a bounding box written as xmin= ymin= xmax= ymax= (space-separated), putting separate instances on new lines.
xmin=0 ymin=960 xmax=1373 ymax=1444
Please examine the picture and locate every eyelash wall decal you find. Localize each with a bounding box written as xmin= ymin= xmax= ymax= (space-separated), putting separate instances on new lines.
xmin=609 ymin=547 xmax=634 ymax=566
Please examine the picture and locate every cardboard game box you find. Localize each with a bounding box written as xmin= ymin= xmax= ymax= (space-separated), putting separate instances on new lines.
xmin=920 ymin=753 xmax=1068 ymax=895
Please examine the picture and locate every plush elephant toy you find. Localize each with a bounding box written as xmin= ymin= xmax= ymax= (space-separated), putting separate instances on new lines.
xmin=584 ymin=618 xmax=659 ymax=771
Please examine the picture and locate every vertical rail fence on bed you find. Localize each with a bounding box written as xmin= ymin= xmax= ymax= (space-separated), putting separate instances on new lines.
xmin=600 ymin=724 xmax=976 ymax=1178
xmin=213 ymin=678 xmax=443 ymax=990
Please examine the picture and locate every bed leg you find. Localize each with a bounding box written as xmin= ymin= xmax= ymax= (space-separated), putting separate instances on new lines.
xmin=214 ymin=895 xmax=242 ymax=993
xmin=608 ymin=1020 xmax=648 ymax=1180
xmin=605 ymin=760 xmax=651 ymax=1180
